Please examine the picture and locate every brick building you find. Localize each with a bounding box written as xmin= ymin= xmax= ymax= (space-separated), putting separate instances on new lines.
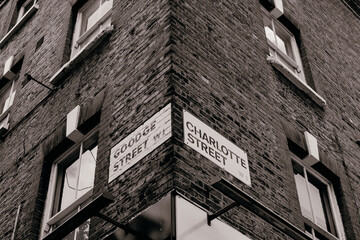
xmin=0 ymin=0 xmax=359 ymax=239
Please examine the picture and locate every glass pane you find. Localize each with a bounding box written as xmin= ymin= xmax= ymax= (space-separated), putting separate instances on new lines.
xmin=76 ymin=219 xmax=90 ymax=240
xmin=292 ymin=161 xmax=313 ymax=221
xmin=275 ymin=35 xmax=287 ymax=54
xmin=60 ymin=158 xmax=80 ymax=211
xmin=308 ymin=173 xmax=329 ymax=230
xmin=176 ymin=196 xmax=251 ymax=240
xmin=274 ymin=22 xmax=294 ymax=59
xmin=101 ymin=0 xmax=112 ymax=15
xmin=77 ymin=145 xmax=97 ymax=198
xmin=81 ymin=0 xmax=101 ymax=35
xmin=104 ymin=195 xmax=171 ymax=240
xmin=0 ymin=83 xmax=12 ymax=114
xmin=314 ymin=230 xmax=329 ymax=240
xmin=61 ymin=220 xmax=90 ymax=240
xmin=263 ymin=15 xmax=275 ymax=43
xmin=265 ymin=27 xmax=276 ymax=43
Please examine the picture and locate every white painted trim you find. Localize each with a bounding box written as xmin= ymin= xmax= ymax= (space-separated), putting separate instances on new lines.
xmin=76 ymin=9 xmax=111 ymax=46
xmin=1 ymin=81 xmax=16 ymax=115
xmin=303 ymin=131 xmax=320 ymax=166
xmin=50 ymin=25 xmax=114 ymax=86
xmin=292 ymin=154 xmax=346 ymax=240
xmin=267 ymin=55 xmax=326 ymax=107
xmin=66 ymin=105 xmax=84 ymax=142
xmin=267 ymin=39 xmax=299 ymax=69
xmin=40 ymin=163 xmax=58 ymax=238
xmin=262 ymin=7 xmax=306 ymax=83
xmin=0 ymin=113 xmax=10 ymax=134
xmin=328 ymin=184 xmax=347 ymax=240
xmin=40 ymin=128 xmax=99 ymax=239
xmin=47 ymin=189 xmax=93 ymax=225
xmin=3 ymin=56 xmax=15 ymax=80
xmin=271 ymin=0 xmax=284 ymax=18
xmin=70 ymin=0 xmax=112 ymax=59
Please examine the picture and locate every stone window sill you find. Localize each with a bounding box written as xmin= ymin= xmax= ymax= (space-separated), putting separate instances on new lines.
xmin=267 ymin=56 xmax=326 ymax=107
xmin=49 ymin=25 xmax=114 ymax=86
xmin=47 ymin=189 xmax=93 ymax=227
xmin=0 ymin=4 xmax=39 ymax=49
xmin=302 ymin=216 xmax=339 ymax=240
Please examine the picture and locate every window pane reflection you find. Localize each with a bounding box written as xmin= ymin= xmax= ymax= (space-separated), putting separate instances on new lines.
xmin=0 ymin=83 xmax=12 ymax=114
xmin=81 ymin=0 xmax=101 ymax=35
xmin=293 ymin=161 xmax=313 ymax=220
xmin=62 ymin=219 xmax=90 ymax=240
xmin=176 ymin=196 xmax=251 ymax=240
xmin=58 ymin=144 xmax=97 ymax=212
xmin=292 ymin=158 xmax=337 ymax=236
xmin=61 ymin=158 xmax=80 ymax=211
xmin=308 ymin=173 xmax=328 ymax=230
xmin=76 ymin=219 xmax=90 ymax=240
xmin=262 ymin=12 xmax=295 ymax=60
xmin=104 ymin=195 xmax=171 ymax=240
xmin=78 ymin=145 xmax=97 ymax=198
xmin=274 ymin=23 xmax=294 ymax=59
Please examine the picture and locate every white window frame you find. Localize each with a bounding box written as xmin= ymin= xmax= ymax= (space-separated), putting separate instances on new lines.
xmin=0 ymin=55 xmax=23 ymax=132
xmin=291 ymin=154 xmax=346 ymax=240
xmin=262 ymin=7 xmax=306 ymax=83
xmin=16 ymin=0 xmax=35 ymax=24
xmin=0 ymin=80 xmax=16 ymax=115
xmin=71 ymin=0 xmax=113 ymax=59
xmin=0 ymin=0 xmax=38 ymax=48
xmin=40 ymin=129 xmax=98 ymax=239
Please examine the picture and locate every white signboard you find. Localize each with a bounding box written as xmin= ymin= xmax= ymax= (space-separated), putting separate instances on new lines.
xmin=109 ymin=104 xmax=172 ymax=183
xmin=183 ymin=110 xmax=251 ymax=186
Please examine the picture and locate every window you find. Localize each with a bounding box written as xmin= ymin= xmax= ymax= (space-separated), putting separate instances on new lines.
xmin=262 ymin=8 xmax=305 ymax=82
xmin=0 ymin=0 xmax=38 ymax=49
xmin=0 ymin=56 xmax=23 ymax=132
xmin=0 ymin=56 xmax=22 ymax=115
xmin=42 ymin=130 xmax=98 ymax=240
xmin=0 ymin=80 xmax=15 ymax=115
xmin=292 ymin=156 xmax=344 ymax=239
xmin=52 ymin=138 xmax=97 ymax=215
xmin=8 ymin=0 xmax=35 ymax=30
xmin=71 ymin=0 xmax=113 ymax=58
xmin=16 ymin=0 xmax=34 ymax=24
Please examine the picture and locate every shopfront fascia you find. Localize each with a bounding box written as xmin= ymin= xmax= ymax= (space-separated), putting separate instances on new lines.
xmin=44 ymin=186 xmax=312 ymax=240
xmin=101 ymin=191 xmax=252 ymax=240
xmin=101 ymin=183 xmax=312 ymax=240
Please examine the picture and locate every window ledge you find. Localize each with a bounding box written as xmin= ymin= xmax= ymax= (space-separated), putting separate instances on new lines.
xmin=47 ymin=189 xmax=93 ymax=226
xmin=0 ymin=4 xmax=39 ymax=49
xmin=49 ymin=25 xmax=114 ymax=86
xmin=302 ymin=217 xmax=339 ymax=240
xmin=267 ymin=55 xmax=326 ymax=107
xmin=267 ymin=39 xmax=299 ymax=69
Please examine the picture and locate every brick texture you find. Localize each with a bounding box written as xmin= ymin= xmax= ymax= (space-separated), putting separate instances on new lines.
xmin=0 ymin=0 xmax=359 ymax=239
